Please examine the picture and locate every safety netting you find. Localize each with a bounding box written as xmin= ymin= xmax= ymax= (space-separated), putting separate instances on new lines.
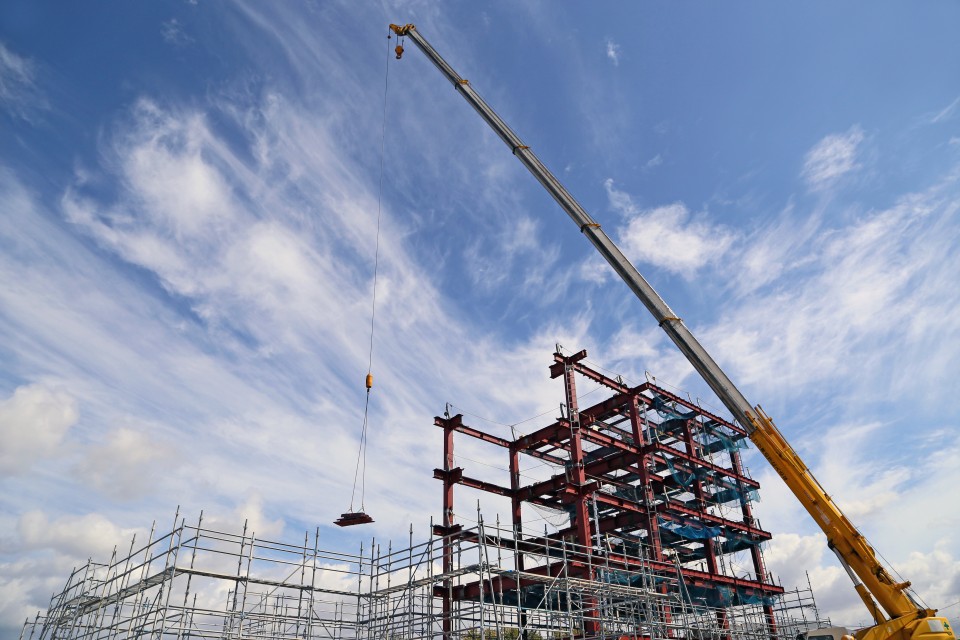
xmin=658 ymin=515 xmax=721 ymax=540
xmin=719 ymin=531 xmax=761 ymax=553
xmin=647 ymin=394 xmax=749 ymax=457
xmin=682 ymin=584 xmax=778 ymax=608
xmin=656 ymin=458 xmax=757 ymax=506
xmin=598 ymin=572 xmax=779 ymax=609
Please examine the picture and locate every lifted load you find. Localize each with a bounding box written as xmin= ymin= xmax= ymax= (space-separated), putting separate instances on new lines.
xmin=334 ymin=511 xmax=374 ymax=527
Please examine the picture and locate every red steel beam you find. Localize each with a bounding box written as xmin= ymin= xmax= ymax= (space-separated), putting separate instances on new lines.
xmin=434 ymin=414 xmax=565 ymax=465
xmin=438 ymin=464 xmax=770 ymax=541
xmin=552 ymin=350 xmax=749 ymax=438
xmin=435 ymin=528 xmax=783 ymax=601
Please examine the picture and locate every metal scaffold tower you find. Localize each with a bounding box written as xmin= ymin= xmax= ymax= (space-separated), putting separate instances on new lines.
xmin=21 ymin=512 xmax=827 ymax=640
xmin=21 ymin=350 xmax=832 ymax=640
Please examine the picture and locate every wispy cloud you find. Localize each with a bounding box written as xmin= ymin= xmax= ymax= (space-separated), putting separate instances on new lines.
xmin=0 ymin=384 xmax=77 ymax=476
xmin=0 ymin=41 xmax=44 ymax=121
xmin=605 ymin=179 xmax=736 ymax=279
xmin=0 ymin=95 xmax=596 ymax=622
xmin=75 ymin=427 xmax=180 ymax=501
xmin=643 ymin=153 xmax=662 ymax=171
xmin=801 ymin=125 xmax=865 ymax=192
xmin=0 ymin=37 xmax=594 ymax=571
xmin=161 ymin=18 xmax=193 ymax=46
xmin=704 ymin=176 xmax=960 ymax=402
xmin=930 ymin=95 xmax=960 ymax=124
xmin=605 ymin=39 xmax=620 ymax=66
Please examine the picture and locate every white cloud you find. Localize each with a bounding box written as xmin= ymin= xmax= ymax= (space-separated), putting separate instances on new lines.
xmin=801 ymin=125 xmax=865 ymax=191
xmin=763 ymin=531 xmax=829 ymax=590
xmin=75 ymin=427 xmax=179 ymax=501
xmin=643 ymin=153 xmax=663 ymax=171
xmin=3 ymin=80 xmax=594 ymax=554
xmin=0 ymin=511 xmax=141 ymax=632
xmin=0 ymin=384 xmax=78 ymax=476
xmin=202 ymin=493 xmax=286 ymax=539
xmin=605 ymin=180 xmax=736 ymax=279
xmin=930 ymin=96 xmax=960 ymax=124
xmin=605 ymin=39 xmax=621 ymax=66
xmin=729 ymin=200 xmax=822 ymax=295
xmin=121 ymin=99 xmax=238 ymax=239
xmin=462 ymin=214 xmax=566 ymax=303
xmin=811 ymin=422 xmax=912 ymax=520
xmin=0 ymin=41 xmax=43 ymax=120
xmin=161 ymin=18 xmax=193 ymax=46
xmin=579 ymin=255 xmax=611 ymax=285
xmin=702 ymin=176 xmax=960 ymax=406
xmin=62 ymin=98 xmax=375 ymax=353
xmin=764 ymin=532 xmax=960 ymax=630
xmin=13 ymin=510 xmax=134 ymax=558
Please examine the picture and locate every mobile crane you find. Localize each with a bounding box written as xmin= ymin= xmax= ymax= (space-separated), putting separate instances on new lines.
xmin=388 ymin=22 xmax=955 ymax=640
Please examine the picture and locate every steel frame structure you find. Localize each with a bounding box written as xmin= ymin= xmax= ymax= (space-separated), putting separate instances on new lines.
xmin=22 ymin=350 xmax=824 ymax=640
xmin=435 ymin=349 xmax=784 ymax=640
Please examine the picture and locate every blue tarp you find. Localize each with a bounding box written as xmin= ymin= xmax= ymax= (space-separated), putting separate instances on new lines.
xmin=658 ymin=515 xmax=721 ymax=540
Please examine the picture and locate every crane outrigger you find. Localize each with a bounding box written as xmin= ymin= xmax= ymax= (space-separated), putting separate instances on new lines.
xmin=389 ymin=22 xmax=955 ymax=640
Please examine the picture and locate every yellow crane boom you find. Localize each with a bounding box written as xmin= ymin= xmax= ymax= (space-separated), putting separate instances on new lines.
xmin=389 ymin=22 xmax=955 ymax=640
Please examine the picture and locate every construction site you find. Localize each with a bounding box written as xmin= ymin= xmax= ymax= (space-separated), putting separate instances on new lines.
xmin=16 ymin=19 xmax=955 ymax=640
xmin=21 ymin=349 xmax=832 ymax=640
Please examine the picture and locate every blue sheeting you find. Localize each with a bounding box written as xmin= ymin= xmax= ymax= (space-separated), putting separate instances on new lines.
xmin=649 ymin=394 xmax=748 ymax=457
xmin=663 ymin=456 xmax=697 ymax=488
xmin=720 ymin=531 xmax=760 ymax=552
xmin=658 ymin=515 xmax=721 ymax=540
xmin=682 ymin=584 xmax=779 ymax=608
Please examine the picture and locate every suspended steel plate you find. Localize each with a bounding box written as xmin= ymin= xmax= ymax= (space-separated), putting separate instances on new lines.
xmin=334 ymin=512 xmax=374 ymax=527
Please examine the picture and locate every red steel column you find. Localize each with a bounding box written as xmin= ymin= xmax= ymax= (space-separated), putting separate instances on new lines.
xmin=509 ymin=444 xmax=529 ymax=638
xmin=562 ymin=362 xmax=593 ymax=549
xmin=509 ymin=445 xmax=524 ymax=562
xmin=682 ymin=421 xmax=722 ymax=574
xmin=629 ymin=396 xmax=664 ymax=561
xmin=560 ymin=358 xmax=599 ymax=638
xmin=442 ymin=419 xmax=455 ymax=640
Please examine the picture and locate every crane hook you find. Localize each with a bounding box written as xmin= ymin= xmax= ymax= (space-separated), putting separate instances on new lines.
xmin=395 ymin=44 xmax=404 ymax=60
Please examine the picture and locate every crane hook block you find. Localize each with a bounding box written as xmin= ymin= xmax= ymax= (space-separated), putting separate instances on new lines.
xmin=366 ymin=373 xmax=374 ymax=389
xmin=395 ymin=44 xmax=404 ymax=59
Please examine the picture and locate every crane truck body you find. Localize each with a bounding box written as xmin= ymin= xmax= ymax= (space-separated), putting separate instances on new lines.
xmin=388 ymin=22 xmax=955 ymax=640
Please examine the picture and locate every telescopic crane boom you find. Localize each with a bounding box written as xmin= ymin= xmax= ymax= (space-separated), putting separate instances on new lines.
xmin=389 ymin=22 xmax=954 ymax=640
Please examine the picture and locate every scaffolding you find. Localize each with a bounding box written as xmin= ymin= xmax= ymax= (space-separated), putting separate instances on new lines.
xmin=21 ymin=511 xmax=828 ymax=640
xmin=433 ymin=348 xmax=794 ymax=640
xmin=22 ymin=348 xmax=831 ymax=640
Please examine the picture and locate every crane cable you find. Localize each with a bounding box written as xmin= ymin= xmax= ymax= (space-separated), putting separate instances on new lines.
xmin=348 ymin=28 xmax=393 ymax=514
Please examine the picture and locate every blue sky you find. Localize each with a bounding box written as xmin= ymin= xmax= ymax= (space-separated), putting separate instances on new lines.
xmin=2 ymin=1 xmax=959 ymax=636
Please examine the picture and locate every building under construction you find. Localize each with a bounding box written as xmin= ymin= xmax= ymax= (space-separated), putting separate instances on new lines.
xmin=22 ymin=349 xmax=830 ymax=640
